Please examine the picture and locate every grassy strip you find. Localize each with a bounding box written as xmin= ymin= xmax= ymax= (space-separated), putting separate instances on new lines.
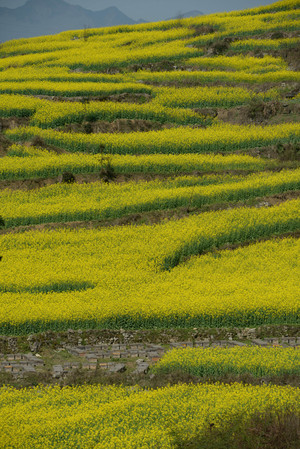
xmin=230 ymin=37 xmax=300 ymax=52
xmin=0 ymin=94 xmax=207 ymax=127
xmin=130 ymin=69 xmax=300 ymax=86
xmin=30 ymin=100 xmax=209 ymax=128
xmin=153 ymin=86 xmax=279 ymax=109
xmin=161 ymin=198 xmax=300 ymax=270
xmin=0 ymin=147 xmax=269 ymax=181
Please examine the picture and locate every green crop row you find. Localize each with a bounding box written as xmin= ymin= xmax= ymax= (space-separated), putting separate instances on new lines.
xmin=1 ymin=168 xmax=299 ymax=229
xmin=153 ymin=346 xmax=300 ymax=378
xmin=0 ymin=201 xmax=299 ymax=333
xmin=0 ymin=146 xmax=269 ymax=180
xmin=1 ymin=383 xmax=299 ymax=449
xmin=6 ymin=122 xmax=300 ymax=155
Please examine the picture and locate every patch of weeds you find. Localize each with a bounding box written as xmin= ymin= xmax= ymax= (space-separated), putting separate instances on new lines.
xmin=83 ymin=122 xmax=93 ymax=134
xmin=247 ymin=99 xmax=281 ymax=121
xmin=209 ymin=39 xmax=231 ymax=55
xmin=98 ymin=144 xmax=116 ymax=183
xmin=191 ymin=24 xmax=216 ymax=36
xmin=61 ymin=171 xmax=76 ymax=183
xmin=276 ymin=142 xmax=300 ymax=161
xmin=172 ymin=408 xmax=300 ymax=449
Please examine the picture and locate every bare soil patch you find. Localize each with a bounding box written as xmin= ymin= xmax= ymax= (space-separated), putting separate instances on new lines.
xmin=281 ymin=42 xmax=300 ymax=71
xmin=0 ymin=166 xmax=290 ymax=192
xmin=215 ymin=101 xmax=300 ymax=126
xmin=63 ymin=118 xmax=173 ymax=134
xmin=30 ymin=92 xmax=152 ymax=104
xmin=0 ymin=133 xmax=11 ymax=156
xmin=0 ymin=117 xmax=30 ymax=132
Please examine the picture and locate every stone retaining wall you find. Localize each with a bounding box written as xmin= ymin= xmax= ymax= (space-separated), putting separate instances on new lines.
xmin=1 ymin=337 xmax=298 ymax=380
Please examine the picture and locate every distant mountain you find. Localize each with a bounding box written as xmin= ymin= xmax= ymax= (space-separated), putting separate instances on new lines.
xmin=168 ymin=10 xmax=204 ymax=20
xmin=0 ymin=0 xmax=136 ymax=42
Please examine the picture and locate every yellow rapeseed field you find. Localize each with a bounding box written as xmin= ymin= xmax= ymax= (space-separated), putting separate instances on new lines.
xmin=6 ymin=122 xmax=300 ymax=154
xmin=0 ymin=202 xmax=299 ymax=333
xmin=1 ymin=168 xmax=299 ymax=228
xmin=0 ymin=383 xmax=299 ymax=448
xmin=153 ymin=346 xmax=300 ymax=377
xmin=0 ymin=146 xmax=269 ymax=180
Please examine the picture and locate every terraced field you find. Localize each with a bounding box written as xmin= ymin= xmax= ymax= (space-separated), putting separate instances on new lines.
xmin=0 ymin=0 xmax=299 ymax=447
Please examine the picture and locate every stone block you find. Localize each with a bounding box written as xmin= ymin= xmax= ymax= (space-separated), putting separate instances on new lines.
xmin=71 ymin=363 xmax=80 ymax=369
xmin=4 ymin=366 xmax=13 ymax=372
xmin=195 ymin=342 xmax=210 ymax=348
xmin=252 ymin=339 xmax=268 ymax=346
xmin=230 ymin=341 xmax=248 ymax=347
xmin=52 ymin=365 xmax=64 ymax=378
xmin=132 ymin=363 xmax=149 ymax=375
xmin=98 ymin=363 xmax=109 ymax=369
xmin=86 ymin=355 xmax=98 ymax=362
xmin=89 ymin=364 xmax=97 ymax=370
xmin=23 ymin=365 xmax=36 ymax=373
xmin=111 ymin=344 xmax=121 ymax=350
xmin=109 ymin=363 xmax=126 ymax=374
xmin=97 ymin=351 xmax=108 ymax=359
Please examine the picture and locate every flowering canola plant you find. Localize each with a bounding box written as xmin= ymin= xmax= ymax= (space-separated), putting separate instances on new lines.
xmin=0 ymin=383 xmax=299 ymax=448
xmin=1 ymin=168 xmax=299 ymax=228
xmin=0 ymin=201 xmax=299 ymax=333
xmin=0 ymin=145 xmax=269 ymax=180
xmin=6 ymin=122 xmax=300 ymax=154
xmin=153 ymin=346 xmax=300 ymax=377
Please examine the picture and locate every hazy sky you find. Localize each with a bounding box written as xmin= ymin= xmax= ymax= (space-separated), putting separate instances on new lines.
xmin=0 ymin=0 xmax=281 ymax=21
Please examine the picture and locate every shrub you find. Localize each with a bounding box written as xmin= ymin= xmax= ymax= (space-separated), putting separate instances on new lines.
xmin=61 ymin=171 xmax=75 ymax=183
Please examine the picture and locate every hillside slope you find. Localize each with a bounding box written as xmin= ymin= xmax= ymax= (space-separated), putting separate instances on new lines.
xmin=0 ymin=1 xmax=299 ymax=447
xmin=0 ymin=0 xmax=299 ymax=333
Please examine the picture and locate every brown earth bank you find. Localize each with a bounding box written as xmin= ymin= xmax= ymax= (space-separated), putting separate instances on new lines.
xmin=61 ymin=118 xmax=174 ymax=134
xmin=213 ymin=100 xmax=300 ymax=126
xmin=24 ymin=92 xmax=152 ymax=103
xmin=0 ymin=191 xmax=299 ymax=235
xmin=0 ymin=133 xmax=11 ymax=156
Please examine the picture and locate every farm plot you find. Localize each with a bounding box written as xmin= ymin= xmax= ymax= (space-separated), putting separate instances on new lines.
xmin=0 ymin=383 xmax=299 ymax=449
xmin=1 ymin=168 xmax=299 ymax=228
xmin=0 ymin=147 xmax=269 ymax=181
xmin=153 ymin=346 xmax=300 ymax=378
xmin=0 ymin=202 xmax=299 ymax=334
xmin=0 ymin=0 xmax=299 ymax=445
xmin=6 ymin=122 xmax=300 ymax=154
